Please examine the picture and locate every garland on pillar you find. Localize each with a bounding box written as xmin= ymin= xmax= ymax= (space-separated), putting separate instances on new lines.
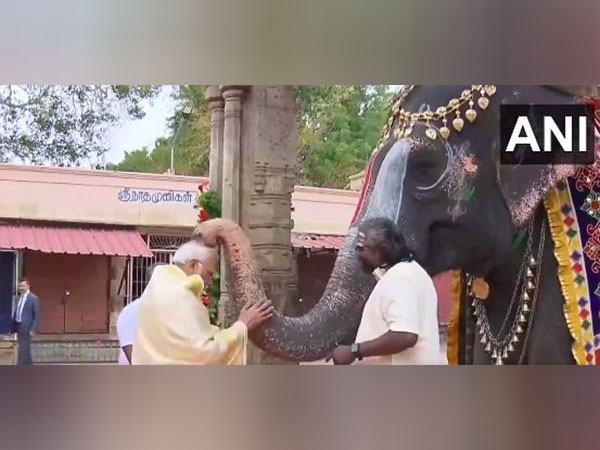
xmin=194 ymin=183 xmax=222 ymax=325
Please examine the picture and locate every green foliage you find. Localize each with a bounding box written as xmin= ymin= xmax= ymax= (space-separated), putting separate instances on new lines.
xmin=207 ymin=270 xmax=221 ymax=326
xmin=199 ymin=190 xmax=222 ymax=219
xmin=296 ymin=85 xmax=393 ymax=188
xmin=0 ymin=85 xmax=161 ymax=166
xmin=107 ymin=137 xmax=175 ymax=174
xmin=168 ymin=85 xmax=211 ymax=175
xmin=106 ymin=147 xmax=160 ymax=173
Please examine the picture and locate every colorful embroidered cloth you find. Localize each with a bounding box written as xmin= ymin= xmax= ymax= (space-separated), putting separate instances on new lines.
xmin=545 ymin=166 xmax=600 ymax=365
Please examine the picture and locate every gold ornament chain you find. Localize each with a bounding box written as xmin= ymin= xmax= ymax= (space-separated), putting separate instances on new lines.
xmin=470 ymin=215 xmax=546 ymax=365
xmin=375 ymin=85 xmax=498 ymax=152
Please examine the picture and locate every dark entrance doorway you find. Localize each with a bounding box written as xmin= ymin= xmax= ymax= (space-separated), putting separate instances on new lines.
xmin=0 ymin=251 xmax=16 ymax=334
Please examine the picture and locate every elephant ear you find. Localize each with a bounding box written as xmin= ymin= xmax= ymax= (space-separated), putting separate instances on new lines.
xmin=498 ymin=164 xmax=576 ymax=227
xmin=496 ymin=85 xmax=597 ymax=226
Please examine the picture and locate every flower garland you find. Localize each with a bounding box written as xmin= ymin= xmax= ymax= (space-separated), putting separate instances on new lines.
xmin=195 ymin=182 xmax=221 ymax=224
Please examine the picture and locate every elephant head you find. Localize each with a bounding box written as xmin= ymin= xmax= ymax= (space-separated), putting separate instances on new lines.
xmin=195 ymin=85 xmax=597 ymax=362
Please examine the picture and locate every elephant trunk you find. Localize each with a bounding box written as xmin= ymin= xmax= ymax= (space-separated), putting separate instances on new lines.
xmin=195 ymin=218 xmax=374 ymax=361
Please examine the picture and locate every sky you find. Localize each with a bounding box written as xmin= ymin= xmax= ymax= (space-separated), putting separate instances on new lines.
xmin=106 ymin=86 xmax=176 ymax=164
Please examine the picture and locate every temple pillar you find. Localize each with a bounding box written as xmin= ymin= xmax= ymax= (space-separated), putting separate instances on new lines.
xmin=205 ymin=86 xmax=224 ymax=196
xmin=209 ymin=85 xmax=298 ymax=364
xmin=239 ymin=86 xmax=298 ymax=365
xmin=218 ymin=85 xmax=249 ymax=327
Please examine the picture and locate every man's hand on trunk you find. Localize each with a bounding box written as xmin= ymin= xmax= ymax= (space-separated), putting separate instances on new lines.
xmin=330 ymin=345 xmax=356 ymax=365
xmin=238 ymin=300 xmax=275 ymax=331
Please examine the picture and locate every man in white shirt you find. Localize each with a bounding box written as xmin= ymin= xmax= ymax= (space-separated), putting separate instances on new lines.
xmin=116 ymin=299 xmax=140 ymax=365
xmin=331 ymin=218 xmax=446 ymax=365
xmin=117 ymin=263 xmax=162 ymax=365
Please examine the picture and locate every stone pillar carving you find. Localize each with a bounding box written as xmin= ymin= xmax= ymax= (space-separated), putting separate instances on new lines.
xmin=240 ymin=86 xmax=298 ymax=365
xmin=218 ymin=85 xmax=248 ymax=327
xmin=205 ymin=86 xmax=225 ymax=196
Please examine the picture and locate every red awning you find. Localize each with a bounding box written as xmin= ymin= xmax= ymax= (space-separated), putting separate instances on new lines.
xmin=0 ymin=224 xmax=153 ymax=257
xmin=292 ymin=233 xmax=346 ymax=251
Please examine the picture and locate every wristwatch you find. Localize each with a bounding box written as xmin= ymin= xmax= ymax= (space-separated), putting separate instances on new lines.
xmin=351 ymin=343 xmax=363 ymax=361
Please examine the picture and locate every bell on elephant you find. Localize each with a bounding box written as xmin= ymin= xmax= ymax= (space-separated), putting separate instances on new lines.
xmin=471 ymin=278 xmax=490 ymax=300
xmin=529 ymin=256 xmax=537 ymax=267
xmin=518 ymin=313 xmax=527 ymax=324
xmin=526 ymin=268 xmax=534 ymax=279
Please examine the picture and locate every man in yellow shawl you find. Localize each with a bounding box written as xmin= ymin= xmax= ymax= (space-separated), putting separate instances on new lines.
xmin=133 ymin=239 xmax=273 ymax=365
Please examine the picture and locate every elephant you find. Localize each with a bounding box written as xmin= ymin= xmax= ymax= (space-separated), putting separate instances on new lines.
xmin=195 ymin=85 xmax=598 ymax=364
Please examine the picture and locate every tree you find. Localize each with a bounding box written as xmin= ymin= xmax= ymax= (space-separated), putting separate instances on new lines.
xmin=106 ymin=147 xmax=160 ymax=174
xmin=0 ymin=85 xmax=161 ymax=166
xmin=296 ymin=85 xmax=392 ymax=188
xmin=169 ymin=85 xmax=211 ymax=175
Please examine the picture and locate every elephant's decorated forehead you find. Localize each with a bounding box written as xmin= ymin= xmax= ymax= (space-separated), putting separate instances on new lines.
xmin=403 ymin=133 xmax=479 ymax=221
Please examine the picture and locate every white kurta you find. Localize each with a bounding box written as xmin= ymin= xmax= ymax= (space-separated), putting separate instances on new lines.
xmin=355 ymin=261 xmax=447 ymax=365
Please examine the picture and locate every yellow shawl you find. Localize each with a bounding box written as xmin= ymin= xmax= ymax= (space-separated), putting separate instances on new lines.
xmin=132 ymin=265 xmax=247 ymax=365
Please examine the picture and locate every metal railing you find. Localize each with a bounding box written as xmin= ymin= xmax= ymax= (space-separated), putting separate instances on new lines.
xmin=125 ymin=234 xmax=190 ymax=304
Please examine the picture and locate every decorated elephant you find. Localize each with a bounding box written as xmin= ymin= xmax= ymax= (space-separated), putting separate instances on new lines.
xmin=196 ymin=85 xmax=600 ymax=365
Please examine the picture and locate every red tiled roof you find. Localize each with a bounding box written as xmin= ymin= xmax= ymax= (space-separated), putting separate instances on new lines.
xmin=292 ymin=233 xmax=346 ymax=250
xmin=0 ymin=224 xmax=153 ymax=257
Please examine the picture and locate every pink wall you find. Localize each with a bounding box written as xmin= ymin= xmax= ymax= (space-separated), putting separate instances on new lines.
xmin=292 ymin=186 xmax=359 ymax=235
xmin=0 ymin=164 xmax=206 ymax=228
xmin=0 ymin=164 xmax=360 ymax=235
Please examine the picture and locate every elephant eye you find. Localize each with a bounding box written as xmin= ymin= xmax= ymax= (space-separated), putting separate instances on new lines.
xmin=407 ymin=144 xmax=449 ymax=190
xmin=412 ymin=160 xmax=443 ymax=185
